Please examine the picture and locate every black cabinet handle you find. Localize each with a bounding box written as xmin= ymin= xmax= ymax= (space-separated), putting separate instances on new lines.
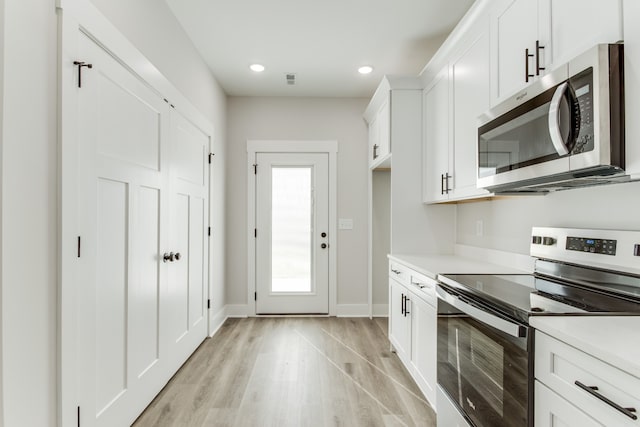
xmin=536 ymin=40 xmax=545 ymax=75
xmin=391 ymin=269 xmax=401 ymax=275
xmin=404 ymin=296 xmax=410 ymax=316
xmin=441 ymin=173 xmax=445 ymax=195
xmin=373 ymin=144 xmax=379 ymax=160
xmin=444 ymin=173 xmax=451 ymax=194
xmin=574 ymin=381 xmax=638 ymax=420
xmin=401 ymin=294 xmax=405 ymax=315
xmin=525 ymin=48 xmax=535 ymax=82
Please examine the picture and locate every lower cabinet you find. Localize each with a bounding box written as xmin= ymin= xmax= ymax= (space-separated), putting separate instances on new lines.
xmin=535 ymin=331 xmax=640 ymax=427
xmin=535 ymin=381 xmax=602 ymax=427
xmin=389 ymin=262 xmax=437 ymax=408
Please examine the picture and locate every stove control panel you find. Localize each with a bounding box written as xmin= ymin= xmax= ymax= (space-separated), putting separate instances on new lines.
xmin=566 ymin=236 xmax=617 ymax=255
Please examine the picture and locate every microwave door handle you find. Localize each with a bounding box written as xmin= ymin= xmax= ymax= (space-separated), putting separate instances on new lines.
xmin=548 ymin=82 xmax=570 ymax=156
xmin=436 ymin=286 xmax=527 ymax=338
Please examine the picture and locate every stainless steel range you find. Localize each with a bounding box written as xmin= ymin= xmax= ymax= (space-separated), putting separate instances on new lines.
xmin=436 ymin=227 xmax=640 ymax=427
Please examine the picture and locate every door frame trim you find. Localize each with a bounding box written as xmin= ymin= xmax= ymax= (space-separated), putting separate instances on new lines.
xmin=247 ymin=140 xmax=338 ymax=316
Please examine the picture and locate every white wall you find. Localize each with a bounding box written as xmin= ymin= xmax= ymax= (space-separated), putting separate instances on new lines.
xmin=372 ymin=170 xmax=391 ymax=306
xmin=226 ymin=97 xmax=369 ymax=309
xmin=457 ymin=181 xmax=640 ymax=254
xmin=1 ymin=0 xmax=227 ymax=425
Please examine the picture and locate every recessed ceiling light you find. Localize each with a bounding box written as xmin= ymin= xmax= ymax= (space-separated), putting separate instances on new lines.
xmin=358 ymin=66 xmax=373 ymax=75
xmin=249 ymin=64 xmax=265 ymax=72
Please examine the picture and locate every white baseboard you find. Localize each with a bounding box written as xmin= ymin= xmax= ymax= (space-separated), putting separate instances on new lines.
xmin=225 ymin=304 xmax=249 ymax=318
xmin=372 ymin=304 xmax=389 ymax=317
xmin=208 ymin=308 xmax=227 ymax=337
xmin=335 ymin=304 xmax=370 ymax=317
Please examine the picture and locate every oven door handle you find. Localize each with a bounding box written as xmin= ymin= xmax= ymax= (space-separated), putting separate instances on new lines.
xmin=437 ymin=286 xmax=528 ymax=339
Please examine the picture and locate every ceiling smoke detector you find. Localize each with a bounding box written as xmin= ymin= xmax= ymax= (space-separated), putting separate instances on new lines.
xmin=286 ymin=73 xmax=296 ymax=85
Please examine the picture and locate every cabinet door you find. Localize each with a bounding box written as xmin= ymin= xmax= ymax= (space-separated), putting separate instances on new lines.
xmin=423 ymin=68 xmax=450 ymax=203
xmin=376 ymin=97 xmax=391 ymax=161
xmin=389 ymin=278 xmax=411 ymax=363
xmin=535 ymin=381 xmax=603 ymax=427
xmin=492 ymin=0 xmax=540 ymax=102
xmin=410 ymin=294 xmax=437 ymax=406
xmin=368 ymin=115 xmax=379 ymax=168
xmin=546 ymin=0 xmax=622 ymax=68
xmin=450 ymin=27 xmax=491 ymax=200
xmin=624 ymin=0 xmax=640 ymax=175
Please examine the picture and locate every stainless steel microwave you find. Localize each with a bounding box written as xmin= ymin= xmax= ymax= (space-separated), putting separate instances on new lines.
xmin=477 ymin=44 xmax=626 ymax=193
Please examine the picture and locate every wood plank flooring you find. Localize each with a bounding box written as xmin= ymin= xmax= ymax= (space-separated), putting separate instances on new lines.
xmin=133 ymin=317 xmax=436 ymax=427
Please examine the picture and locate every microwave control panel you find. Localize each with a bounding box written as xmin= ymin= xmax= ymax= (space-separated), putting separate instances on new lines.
xmin=566 ymin=236 xmax=617 ymax=255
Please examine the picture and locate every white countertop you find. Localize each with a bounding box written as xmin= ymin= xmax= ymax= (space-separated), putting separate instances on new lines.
xmin=388 ymin=253 xmax=529 ymax=280
xmin=531 ymin=316 xmax=640 ymax=379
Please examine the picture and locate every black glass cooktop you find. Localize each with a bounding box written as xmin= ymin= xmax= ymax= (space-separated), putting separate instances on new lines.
xmin=438 ymin=273 xmax=640 ymax=324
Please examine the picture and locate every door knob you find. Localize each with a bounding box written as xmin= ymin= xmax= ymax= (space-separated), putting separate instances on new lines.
xmin=321 ymin=243 xmax=327 ymax=249
xmin=321 ymin=232 xmax=327 ymax=238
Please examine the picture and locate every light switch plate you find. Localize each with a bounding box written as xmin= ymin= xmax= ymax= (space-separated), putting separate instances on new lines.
xmin=339 ymin=218 xmax=353 ymax=230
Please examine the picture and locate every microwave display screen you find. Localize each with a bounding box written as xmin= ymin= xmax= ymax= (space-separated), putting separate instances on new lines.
xmin=575 ymin=84 xmax=589 ymax=98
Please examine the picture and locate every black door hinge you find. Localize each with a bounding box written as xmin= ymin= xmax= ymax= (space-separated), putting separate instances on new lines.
xmin=77 ymin=406 xmax=80 ymax=427
xmin=253 ymin=164 xmax=257 ymax=174
xmin=77 ymin=236 xmax=81 ymax=258
xmin=73 ymin=61 xmax=93 ymax=88
xmin=254 ymin=292 xmax=257 ymax=301
xmin=208 ymin=153 xmax=215 ymax=164
xmin=207 ymin=299 xmax=211 ymax=309
xmin=208 ymin=227 xmax=211 ymax=236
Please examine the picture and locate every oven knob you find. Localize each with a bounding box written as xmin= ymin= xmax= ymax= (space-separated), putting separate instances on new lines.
xmin=542 ymin=237 xmax=556 ymax=246
xmin=532 ymin=236 xmax=542 ymax=244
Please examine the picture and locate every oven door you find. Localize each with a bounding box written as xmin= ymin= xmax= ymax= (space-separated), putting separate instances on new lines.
xmin=436 ymin=284 xmax=532 ymax=427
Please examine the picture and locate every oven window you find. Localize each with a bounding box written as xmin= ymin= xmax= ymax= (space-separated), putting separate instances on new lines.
xmin=438 ymin=310 xmax=528 ymax=427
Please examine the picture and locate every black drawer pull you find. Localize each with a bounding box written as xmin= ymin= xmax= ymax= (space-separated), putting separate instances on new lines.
xmin=391 ymin=269 xmax=401 ymax=275
xmin=574 ymin=380 xmax=638 ymax=420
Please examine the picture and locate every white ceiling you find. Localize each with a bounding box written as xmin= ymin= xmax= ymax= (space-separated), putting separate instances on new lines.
xmin=165 ymin=0 xmax=475 ymax=98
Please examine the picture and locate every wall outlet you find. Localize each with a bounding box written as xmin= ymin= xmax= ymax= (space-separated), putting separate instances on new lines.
xmin=476 ymin=220 xmax=484 ymax=237
xmin=339 ymin=218 xmax=354 ymax=230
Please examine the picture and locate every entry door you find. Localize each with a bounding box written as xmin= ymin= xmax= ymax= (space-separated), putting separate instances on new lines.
xmin=255 ymin=153 xmax=329 ymax=314
xmin=75 ymin=33 xmax=208 ymax=426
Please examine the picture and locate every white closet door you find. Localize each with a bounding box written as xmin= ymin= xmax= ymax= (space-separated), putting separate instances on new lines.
xmin=76 ymin=32 xmax=171 ymax=427
xmin=166 ymin=110 xmax=209 ymax=372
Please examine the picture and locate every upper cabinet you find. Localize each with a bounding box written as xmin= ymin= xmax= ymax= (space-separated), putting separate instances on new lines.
xmin=423 ymin=17 xmax=492 ymax=204
xmin=491 ymin=0 xmax=623 ymax=104
xmin=364 ymin=77 xmax=422 ymax=169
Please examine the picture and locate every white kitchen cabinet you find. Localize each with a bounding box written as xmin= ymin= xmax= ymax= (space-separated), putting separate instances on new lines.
xmin=423 ymin=18 xmax=491 ymax=203
xmin=389 ymin=276 xmax=411 ymax=365
xmin=535 ymin=331 xmax=640 ymax=427
xmin=535 ymin=381 xmax=602 ymax=427
xmin=423 ymin=67 xmax=450 ymax=203
xmin=388 ymin=262 xmax=437 ymax=408
xmin=491 ymin=0 xmax=622 ymax=104
xmin=623 ymin=0 xmax=640 ymax=177
xmin=364 ymin=76 xmax=421 ymax=169
xmin=449 ymin=22 xmax=491 ymax=200
xmin=410 ymin=279 xmax=437 ymax=406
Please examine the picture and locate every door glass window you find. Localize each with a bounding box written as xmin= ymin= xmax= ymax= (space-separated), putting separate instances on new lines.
xmin=271 ymin=167 xmax=313 ymax=293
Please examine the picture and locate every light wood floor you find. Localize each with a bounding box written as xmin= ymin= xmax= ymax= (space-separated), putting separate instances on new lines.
xmin=133 ymin=317 xmax=436 ymax=427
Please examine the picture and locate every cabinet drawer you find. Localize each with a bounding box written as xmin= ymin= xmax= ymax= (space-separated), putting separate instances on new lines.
xmin=389 ymin=262 xmax=411 ymax=286
xmin=536 ymin=331 xmax=640 ymax=426
xmin=535 ymin=381 xmax=602 ymax=427
xmin=408 ymin=271 xmax=437 ymax=307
